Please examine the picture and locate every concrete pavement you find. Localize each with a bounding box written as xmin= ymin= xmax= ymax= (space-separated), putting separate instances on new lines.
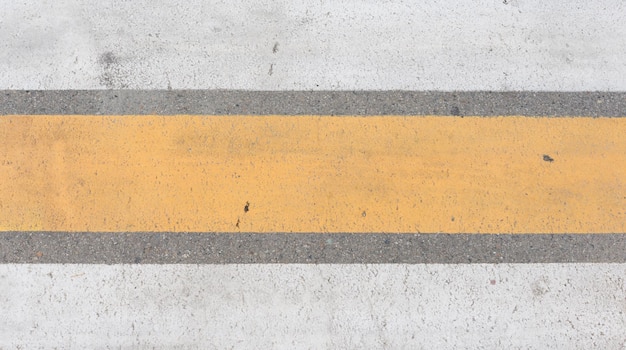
xmin=1 ymin=0 xmax=626 ymax=90
xmin=2 ymin=264 xmax=625 ymax=349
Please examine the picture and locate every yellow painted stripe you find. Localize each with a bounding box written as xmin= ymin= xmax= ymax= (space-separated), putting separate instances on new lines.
xmin=1 ymin=115 xmax=625 ymax=233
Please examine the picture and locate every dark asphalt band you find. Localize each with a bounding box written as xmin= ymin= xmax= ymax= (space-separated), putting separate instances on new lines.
xmin=1 ymin=232 xmax=624 ymax=264
xmin=1 ymin=90 xmax=624 ymax=116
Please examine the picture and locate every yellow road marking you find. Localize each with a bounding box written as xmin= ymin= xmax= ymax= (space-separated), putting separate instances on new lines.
xmin=1 ymin=115 xmax=625 ymax=233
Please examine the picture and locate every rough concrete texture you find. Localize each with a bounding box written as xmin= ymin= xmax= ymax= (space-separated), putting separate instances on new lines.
xmin=1 ymin=0 xmax=625 ymax=90
xmin=1 ymin=264 xmax=624 ymax=349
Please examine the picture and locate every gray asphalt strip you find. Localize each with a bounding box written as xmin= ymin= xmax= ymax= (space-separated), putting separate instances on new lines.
xmin=1 ymin=90 xmax=624 ymax=116
xmin=1 ymin=232 xmax=624 ymax=264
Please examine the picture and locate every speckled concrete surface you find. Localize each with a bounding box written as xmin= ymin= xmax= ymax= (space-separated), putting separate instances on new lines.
xmin=1 ymin=91 xmax=625 ymax=116
xmin=1 ymin=264 xmax=624 ymax=349
xmin=1 ymin=232 xmax=625 ymax=264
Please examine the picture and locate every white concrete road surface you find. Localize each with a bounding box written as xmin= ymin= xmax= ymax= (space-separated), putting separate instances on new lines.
xmin=1 ymin=264 xmax=625 ymax=349
xmin=1 ymin=0 xmax=625 ymax=90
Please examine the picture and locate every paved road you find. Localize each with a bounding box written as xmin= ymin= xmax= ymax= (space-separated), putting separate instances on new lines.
xmin=1 ymin=1 xmax=625 ymax=349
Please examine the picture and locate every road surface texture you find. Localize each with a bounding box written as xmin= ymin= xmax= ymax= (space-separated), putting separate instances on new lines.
xmin=1 ymin=1 xmax=625 ymax=349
